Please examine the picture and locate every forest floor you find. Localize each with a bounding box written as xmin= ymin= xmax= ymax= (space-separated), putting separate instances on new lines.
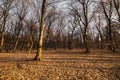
xmin=0 ymin=49 xmax=120 ymax=80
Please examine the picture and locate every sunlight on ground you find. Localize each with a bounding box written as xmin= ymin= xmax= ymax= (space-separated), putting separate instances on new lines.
xmin=0 ymin=50 xmax=120 ymax=80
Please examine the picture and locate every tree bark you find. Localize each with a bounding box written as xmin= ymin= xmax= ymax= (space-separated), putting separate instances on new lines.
xmin=108 ymin=21 xmax=116 ymax=52
xmin=0 ymin=31 xmax=4 ymax=52
xmin=13 ymin=36 xmax=19 ymax=52
xmin=34 ymin=0 xmax=46 ymax=60
xmin=83 ymin=33 xmax=90 ymax=53
xmin=28 ymin=35 xmax=33 ymax=55
xmin=101 ymin=0 xmax=116 ymax=52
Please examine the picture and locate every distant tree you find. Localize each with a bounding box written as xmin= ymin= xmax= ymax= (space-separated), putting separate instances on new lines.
xmin=113 ymin=0 xmax=120 ymax=22
xmin=69 ymin=0 xmax=94 ymax=53
xmin=111 ymin=21 xmax=120 ymax=49
xmin=93 ymin=14 xmax=104 ymax=49
xmin=13 ymin=0 xmax=28 ymax=52
xmin=100 ymin=0 xmax=116 ymax=52
xmin=24 ymin=18 xmax=37 ymax=55
xmin=44 ymin=8 xmax=57 ymax=50
xmin=67 ymin=19 xmax=78 ymax=50
xmin=0 ymin=0 xmax=14 ymax=52
xmin=54 ymin=12 xmax=66 ymax=49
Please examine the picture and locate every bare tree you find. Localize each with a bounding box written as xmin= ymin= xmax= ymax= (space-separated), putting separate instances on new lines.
xmin=69 ymin=0 xmax=94 ymax=53
xmin=44 ymin=7 xmax=57 ymax=50
xmin=34 ymin=0 xmax=46 ymax=60
xmin=24 ymin=18 xmax=37 ymax=55
xmin=0 ymin=0 xmax=14 ymax=52
xmin=93 ymin=14 xmax=104 ymax=49
xmin=13 ymin=0 xmax=28 ymax=52
xmin=100 ymin=0 xmax=116 ymax=52
xmin=54 ymin=12 xmax=66 ymax=49
xmin=67 ymin=18 xmax=78 ymax=50
xmin=111 ymin=22 xmax=120 ymax=49
xmin=113 ymin=0 xmax=120 ymax=21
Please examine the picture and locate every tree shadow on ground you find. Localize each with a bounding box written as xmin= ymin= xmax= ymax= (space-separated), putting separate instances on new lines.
xmin=101 ymin=65 xmax=120 ymax=80
xmin=0 ymin=57 xmax=34 ymax=63
xmin=46 ymin=49 xmax=120 ymax=55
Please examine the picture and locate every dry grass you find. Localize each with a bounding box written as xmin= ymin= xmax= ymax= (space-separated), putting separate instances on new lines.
xmin=0 ymin=49 xmax=120 ymax=80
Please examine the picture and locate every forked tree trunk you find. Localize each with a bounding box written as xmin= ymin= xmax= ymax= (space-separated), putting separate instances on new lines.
xmin=0 ymin=31 xmax=4 ymax=52
xmin=34 ymin=0 xmax=46 ymax=60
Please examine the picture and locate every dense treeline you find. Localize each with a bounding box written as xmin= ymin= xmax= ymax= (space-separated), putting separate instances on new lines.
xmin=0 ymin=0 xmax=120 ymax=59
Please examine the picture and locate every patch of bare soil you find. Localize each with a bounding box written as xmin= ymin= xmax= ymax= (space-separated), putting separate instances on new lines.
xmin=0 ymin=50 xmax=120 ymax=80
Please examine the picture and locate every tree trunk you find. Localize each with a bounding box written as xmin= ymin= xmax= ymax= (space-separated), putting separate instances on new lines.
xmin=68 ymin=33 xmax=72 ymax=50
xmin=101 ymin=0 xmax=116 ymax=52
xmin=28 ymin=42 xmax=33 ymax=54
xmin=100 ymin=34 xmax=103 ymax=49
xmin=83 ymin=34 xmax=90 ymax=53
xmin=28 ymin=35 xmax=33 ymax=55
xmin=0 ymin=31 xmax=4 ymax=52
xmin=13 ymin=37 xmax=19 ymax=52
xmin=34 ymin=0 xmax=46 ymax=60
xmin=108 ymin=22 xmax=116 ymax=52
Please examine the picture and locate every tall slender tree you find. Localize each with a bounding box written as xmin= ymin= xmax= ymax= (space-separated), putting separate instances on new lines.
xmin=100 ymin=0 xmax=116 ymax=52
xmin=34 ymin=0 xmax=46 ymax=60
xmin=69 ymin=0 xmax=94 ymax=53
xmin=0 ymin=0 xmax=14 ymax=52
xmin=13 ymin=0 xmax=28 ymax=52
